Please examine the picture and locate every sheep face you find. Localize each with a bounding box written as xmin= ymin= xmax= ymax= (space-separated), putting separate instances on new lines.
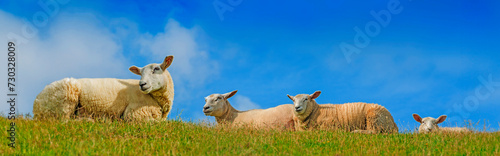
xmin=287 ymin=91 xmax=321 ymax=115
xmin=412 ymin=114 xmax=447 ymax=133
xmin=129 ymin=56 xmax=174 ymax=94
xmin=203 ymin=90 xmax=238 ymax=117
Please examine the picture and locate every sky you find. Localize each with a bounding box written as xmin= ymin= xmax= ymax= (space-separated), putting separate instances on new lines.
xmin=1 ymin=0 xmax=499 ymax=131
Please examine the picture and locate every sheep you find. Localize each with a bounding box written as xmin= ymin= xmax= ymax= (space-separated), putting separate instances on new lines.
xmin=287 ymin=91 xmax=398 ymax=133
xmin=412 ymin=114 xmax=471 ymax=133
xmin=202 ymin=90 xmax=295 ymax=129
xmin=33 ymin=56 xmax=175 ymax=121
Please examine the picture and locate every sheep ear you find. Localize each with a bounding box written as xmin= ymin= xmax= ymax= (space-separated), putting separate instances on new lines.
xmin=436 ymin=115 xmax=447 ymax=124
xmin=129 ymin=66 xmax=142 ymax=75
xmin=161 ymin=55 xmax=174 ymax=71
xmin=223 ymin=90 xmax=238 ymax=99
xmin=412 ymin=114 xmax=422 ymax=123
xmin=287 ymin=95 xmax=295 ymax=102
xmin=310 ymin=91 xmax=321 ymax=100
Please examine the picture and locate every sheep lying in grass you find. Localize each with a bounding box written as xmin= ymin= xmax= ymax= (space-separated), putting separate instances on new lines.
xmin=287 ymin=91 xmax=398 ymax=133
xmin=203 ymin=90 xmax=295 ymax=129
xmin=33 ymin=56 xmax=175 ymax=121
xmin=412 ymin=114 xmax=471 ymax=133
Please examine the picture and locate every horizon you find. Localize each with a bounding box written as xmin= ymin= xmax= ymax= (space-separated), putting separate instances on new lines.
xmin=1 ymin=0 xmax=499 ymax=131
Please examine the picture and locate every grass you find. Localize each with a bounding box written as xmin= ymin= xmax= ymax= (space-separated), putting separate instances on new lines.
xmin=1 ymin=117 xmax=499 ymax=155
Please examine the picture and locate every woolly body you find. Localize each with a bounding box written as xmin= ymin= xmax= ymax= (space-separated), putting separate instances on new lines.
xmin=296 ymin=102 xmax=398 ymax=133
xmin=289 ymin=91 xmax=398 ymax=133
xmin=203 ymin=90 xmax=294 ymax=129
xmin=33 ymin=56 xmax=174 ymax=121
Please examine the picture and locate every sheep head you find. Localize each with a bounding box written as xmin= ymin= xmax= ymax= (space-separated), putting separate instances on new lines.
xmin=287 ymin=91 xmax=321 ymax=116
xmin=129 ymin=55 xmax=174 ymax=94
xmin=412 ymin=113 xmax=447 ymax=133
xmin=203 ymin=90 xmax=237 ymax=117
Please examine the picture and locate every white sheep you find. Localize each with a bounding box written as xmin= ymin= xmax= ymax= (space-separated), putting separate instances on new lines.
xmin=287 ymin=91 xmax=399 ymax=133
xmin=203 ymin=90 xmax=295 ymax=129
xmin=33 ymin=56 xmax=175 ymax=121
xmin=412 ymin=114 xmax=471 ymax=133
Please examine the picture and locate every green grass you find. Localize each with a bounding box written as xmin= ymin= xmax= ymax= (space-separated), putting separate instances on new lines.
xmin=1 ymin=117 xmax=499 ymax=155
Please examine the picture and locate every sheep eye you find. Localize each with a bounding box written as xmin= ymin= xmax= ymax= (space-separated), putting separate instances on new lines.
xmin=154 ymin=67 xmax=161 ymax=71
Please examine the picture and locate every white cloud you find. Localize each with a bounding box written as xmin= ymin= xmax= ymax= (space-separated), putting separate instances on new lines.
xmin=232 ymin=95 xmax=261 ymax=111
xmin=0 ymin=12 xmax=220 ymax=121
xmin=138 ymin=19 xmax=219 ymax=104
xmin=0 ymin=11 xmax=128 ymax=114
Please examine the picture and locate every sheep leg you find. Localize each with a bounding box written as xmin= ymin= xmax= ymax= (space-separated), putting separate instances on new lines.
xmin=123 ymin=104 xmax=163 ymax=121
xmin=161 ymin=104 xmax=172 ymax=120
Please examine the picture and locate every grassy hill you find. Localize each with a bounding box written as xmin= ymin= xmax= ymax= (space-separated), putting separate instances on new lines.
xmin=1 ymin=117 xmax=499 ymax=155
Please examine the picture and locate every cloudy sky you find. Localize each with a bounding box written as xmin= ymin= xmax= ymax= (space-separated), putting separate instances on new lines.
xmin=1 ymin=0 xmax=499 ymax=131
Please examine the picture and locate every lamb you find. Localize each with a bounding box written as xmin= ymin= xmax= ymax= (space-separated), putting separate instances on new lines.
xmin=412 ymin=114 xmax=471 ymax=133
xmin=33 ymin=56 xmax=175 ymax=121
xmin=287 ymin=91 xmax=398 ymax=133
xmin=202 ymin=90 xmax=295 ymax=129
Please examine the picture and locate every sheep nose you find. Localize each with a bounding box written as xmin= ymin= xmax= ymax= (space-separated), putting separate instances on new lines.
xmin=139 ymin=81 xmax=147 ymax=87
xmin=295 ymin=106 xmax=302 ymax=111
xmin=203 ymin=106 xmax=210 ymax=110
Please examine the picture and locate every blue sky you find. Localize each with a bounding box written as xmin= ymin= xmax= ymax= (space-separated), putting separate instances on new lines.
xmin=1 ymin=0 xmax=499 ymax=131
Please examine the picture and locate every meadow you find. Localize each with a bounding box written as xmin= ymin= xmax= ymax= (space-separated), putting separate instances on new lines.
xmin=1 ymin=117 xmax=499 ymax=155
